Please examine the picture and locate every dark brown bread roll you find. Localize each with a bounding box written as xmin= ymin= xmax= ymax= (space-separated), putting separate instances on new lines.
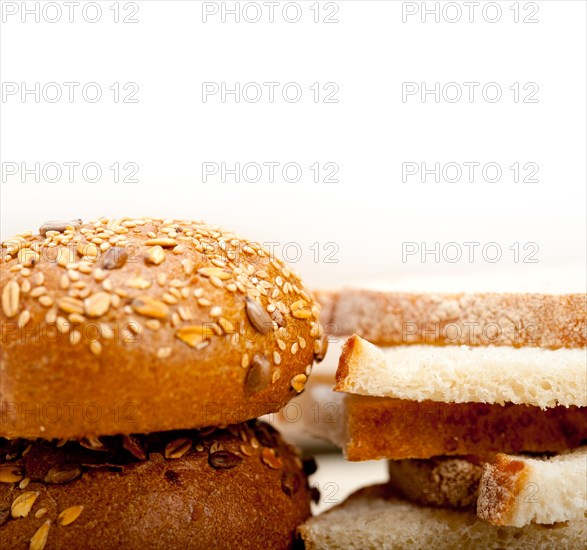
xmin=0 ymin=217 xmax=327 ymax=440
xmin=0 ymin=421 xmax=314 ymax=549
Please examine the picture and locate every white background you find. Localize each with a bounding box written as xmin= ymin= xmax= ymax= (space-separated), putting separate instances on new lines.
xmin=1 ymin=0 xmax=586 ymax=291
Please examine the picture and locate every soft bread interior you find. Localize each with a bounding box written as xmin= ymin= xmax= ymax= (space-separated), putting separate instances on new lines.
xmin=478 ymin=446 xmax=587 ymax=527
xmin=336 ymin=336 xmax=587 ymax=409
xmin=298 ymin=484 xmax=587 ymax=550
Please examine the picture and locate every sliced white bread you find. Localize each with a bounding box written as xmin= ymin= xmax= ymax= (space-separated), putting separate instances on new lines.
xmin=388 ymin=448 xmax=587 ymax=526
xmin=298 ymin=484 xmax=587 ymax=550
xmin=315 ymin=288 xmax=586 ymax=348
xmin=478 ymin=447 xmax=587 ymax=527
xmin=336 ymin=335 xmax=587 ymax=409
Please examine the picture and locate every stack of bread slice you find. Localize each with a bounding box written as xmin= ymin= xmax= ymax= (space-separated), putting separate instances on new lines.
xmin=297 ymin=287 xmax=587 ymax=548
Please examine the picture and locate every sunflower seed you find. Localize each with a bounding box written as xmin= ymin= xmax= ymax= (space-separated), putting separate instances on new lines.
xmin=209 ymin=451 xmax=242 ymax=469
xmin=57 ymin=505 xmax=84 ymax=526
xmin=29 ymin=520 xmax=51 ymax=550
xmin=290 ymin=373 xmax=307 ymax=393
xmin=261 ymin=447 xmax=282 ymax=470
xmin=245 ymin=297 xmax=271 ymax=334
xmin=84 ymin=291 xmax=111 ymax=318
xmin=245 ymin=355 xmax=270 ymax=395
xmin=131 ymin=296 xmax=169 ymax=319
xmin=2 ymin=280 xmax=20 ymax=317
xmin=39 ymin=219 xmax=82 ymax=236
xmin=19 ymin=477 xmax=30 ymax=489
xmin=11 ymin=491 xmax=39 ymax=518
xmin=44 ymin=463 xmax=81 ymax=484
xmin=165 ymin=438 xmax=192 ymax=459
xmin=34 ymin=508 xmax=47 ymax=519
xmin=0 ymin=465 xmax=23 ymax=483
xmin=102 ymin=247 xmax=128 ymax=270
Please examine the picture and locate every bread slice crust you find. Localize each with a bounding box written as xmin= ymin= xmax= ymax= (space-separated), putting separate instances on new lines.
xmin=478 ymin=447 xmax=587 ymax=527
xmin=343 ymin=395 xmax=587 ymax=461
xmin=317 ymin=289 xmax=587 ymax=348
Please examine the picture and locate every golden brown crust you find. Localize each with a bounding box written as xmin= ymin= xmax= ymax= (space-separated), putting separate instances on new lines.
xmin=0 ymin=421 xmax=312 ymax=549
xmin=343 ymin=396 xmax=587 ymax=460
xmin=476 ymin=453 xmax=528 ymax=525
xmin=317 ymin=289 xmax=587 ymax=348
xmin=0 ymin=217 xmax=325 ymax=440
xmin=335 ymin=335 xmax=355 ymax=387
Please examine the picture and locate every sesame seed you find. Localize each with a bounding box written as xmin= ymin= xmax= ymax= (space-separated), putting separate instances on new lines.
xmin=157 ymin=347 xmax=172 ymax=359
xmin=17 ymin=310 xmax=30 ymax=328
xmin=29 ymin=286 xmax=46 ymax=298
xmin=45 ymin=309 xmax=57 ymax=324
xmin=1 ymin=280 xmax=20 ymax=318
xmin=210 ymin=306 xmax=222 ymax=317
xmin=145 ymin=319 xmax=161 ymax=331
xmin=145 ymin=238 xmax=178 ymax=248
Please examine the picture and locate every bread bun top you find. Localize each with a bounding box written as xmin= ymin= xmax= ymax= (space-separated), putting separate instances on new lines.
xmin=0 ymin=421 xmax=316 ymax=549
xmin=0 ymin=217 xmax=326 ymax=439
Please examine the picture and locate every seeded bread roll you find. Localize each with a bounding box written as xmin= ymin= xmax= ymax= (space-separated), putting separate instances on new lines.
xmin=0 ymin=217 xmax=327 ymax=440
xmin=0 ymin=421 xmax=315 ymax=549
